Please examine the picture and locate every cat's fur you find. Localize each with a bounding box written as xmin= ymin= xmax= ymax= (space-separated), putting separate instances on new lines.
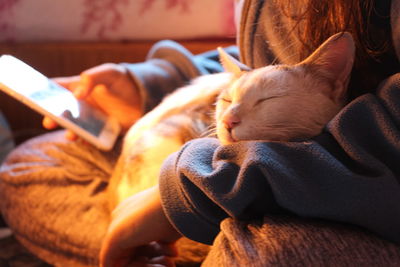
xmin=216 ymin=32 xmax=355 ymax=145
xmin=108 ymin=32 xmax=355 ymax=210
xmin=107 ymin=72 xmax=234 ymax=208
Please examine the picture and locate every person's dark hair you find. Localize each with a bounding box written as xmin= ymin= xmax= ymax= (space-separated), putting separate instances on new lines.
xmin=277 ymin=0 xmax=397 ymax=99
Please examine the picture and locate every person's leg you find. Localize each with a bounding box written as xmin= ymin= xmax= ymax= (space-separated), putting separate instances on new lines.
xmin=0 ymin=131 xmax=120 ymax=267
xmin=203 ymin=216 xmax=400 ymax=267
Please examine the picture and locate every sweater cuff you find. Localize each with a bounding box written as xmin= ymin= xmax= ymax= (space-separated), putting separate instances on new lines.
xmin=122 ymin=40 xmax=238 ymax=113
xmin=122 ymin=59 xmax=187 ymax=113
xmin=158 ymin=140 xmax=223 ymax=245
xmin=122 ymin=40 xmax=208 ymax=113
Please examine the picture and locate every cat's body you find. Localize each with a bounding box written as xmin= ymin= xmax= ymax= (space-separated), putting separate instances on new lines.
xmin=108 ymin=32 xmax=355 ymax=209
xmin=108 ymin=72 xmax=234 ymax=208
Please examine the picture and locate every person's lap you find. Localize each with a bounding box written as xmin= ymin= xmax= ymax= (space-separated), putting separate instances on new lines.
xmin=2 ymin=131 xmax=400 ymax=267
xmin=0 ymin=131 xmax=120 ymax=266
xmin=204 ymin=216 xmax=400 ymax=267
xmin=0 ymin=131 xmax=208 ymax=267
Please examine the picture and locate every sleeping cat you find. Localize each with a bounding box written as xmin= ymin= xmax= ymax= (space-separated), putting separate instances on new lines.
xmin=216 ymin=32 xmax=354 ymax=145
xmin=108 ymin=32 xmax=355 ymax=209
xmin=107 ymin=72 xmax=234 ymax=209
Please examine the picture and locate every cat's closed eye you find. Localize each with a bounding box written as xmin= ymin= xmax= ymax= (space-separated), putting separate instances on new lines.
xmin=255 ymin=96 xmax=279 ymax=106
xmin=219 ymin=96 xmax=232 ymax=103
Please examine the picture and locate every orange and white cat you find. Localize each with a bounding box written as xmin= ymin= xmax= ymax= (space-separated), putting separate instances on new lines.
xmin=216 ymin=32 xmax=355 ymax=144
xmin=108 ymin=32 xmax=355 ymax=209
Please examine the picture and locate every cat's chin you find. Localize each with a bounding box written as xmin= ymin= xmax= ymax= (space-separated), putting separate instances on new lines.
xmin=219 ymin=133 xmax=237 ymax=145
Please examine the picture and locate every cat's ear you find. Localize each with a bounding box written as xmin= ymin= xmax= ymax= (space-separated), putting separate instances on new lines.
xmin=300 ymin=32 xmax=355 ymax=103
xmin=218 ymin=47 xmax=251 ymax=76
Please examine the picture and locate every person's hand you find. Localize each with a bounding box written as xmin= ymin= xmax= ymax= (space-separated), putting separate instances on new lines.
xmin=100 ymin=186 xmax=182 ymax=267
xmin=43 ymin=63 xmax=143 ymax=140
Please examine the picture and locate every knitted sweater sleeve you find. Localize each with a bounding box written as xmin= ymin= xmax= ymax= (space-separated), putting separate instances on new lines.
xmin=122 ymin=40 xmax=238 ymax=113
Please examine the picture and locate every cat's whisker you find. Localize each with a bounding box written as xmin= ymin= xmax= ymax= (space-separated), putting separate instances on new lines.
xmin=270 ymin=38 xmax=299 ymax=65
xmin=205 ymin=132 xmax=217 ymax=138
xmin=256 ymin=123 xmax=306 ymax=129
xmin=255 ymin=124 xmax=316 ymax=137
xmin=258 ymin=125 xmax=312 ymax=133
xmin=201 ymin=124 xmax=217 ymax=138
xmin=260 ymin=125 xmax=310 ymax=130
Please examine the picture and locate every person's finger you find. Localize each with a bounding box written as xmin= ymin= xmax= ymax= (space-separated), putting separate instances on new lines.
xmin=78 ymin=63 xmax=127 ymax=98
xmin=42 ymin=118 xmax=79 ymax=141
xmin=124 ymin=256 xmax=175 ymax=267
xmin=74 ymin=74 xmax=93 ymax=99
xmin=78 ymin=65 xmax=112 ymax=98
xmin=87 ymin=83 xmax=141 ymax=131
xmin=147 ymin=255 xmax=176 ymax=267
xmin=135 ymin=242 xmax=178 ymax=258
xmin=125 ymin=262 xmax=170 ymax=267
xmin=42 ymin=117 xmax=58 ymax=129
xmin=100 ymin=234 xmax=130 ymax=267
xmin=52 ymin=76 xmax=81 ymax=91
xmin=155 ymin=242 xmax=178 ymax=258
xmin=81 ymin=63 xmax=124 ymax=84
xmin=65 ymin=130 xmax=79 ymax=141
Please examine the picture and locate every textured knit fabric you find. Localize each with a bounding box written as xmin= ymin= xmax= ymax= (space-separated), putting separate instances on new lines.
xmin=124 ymin=40 xmax=238 ymax=113
xmin=203 ymin=216 xmax=400 ymax=267
xmin=0 ymin=131 xmax=116 ymax=266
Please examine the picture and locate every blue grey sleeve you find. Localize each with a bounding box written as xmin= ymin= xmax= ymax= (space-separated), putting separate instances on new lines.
xmin=159 ymin=74 xmax=400 ymax=245
xmin=123 ymin=40 xmax=238 ymax=113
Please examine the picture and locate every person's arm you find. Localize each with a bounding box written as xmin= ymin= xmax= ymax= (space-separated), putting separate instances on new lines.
xmin=45 ymin=40 xmax=238 ymax=139
xmin=123 ymin=40 xmax=238 ymax=113
xmin=99 ymin=186 xmax=181 ymax=267
xmin=159 ymin=74 xmax=400 ymax=245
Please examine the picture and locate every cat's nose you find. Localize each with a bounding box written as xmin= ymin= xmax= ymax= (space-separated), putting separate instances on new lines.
xmin=223 ymin=115 xmax=241 ymax=130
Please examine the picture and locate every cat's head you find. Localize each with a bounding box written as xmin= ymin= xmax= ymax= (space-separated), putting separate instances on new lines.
xmin=216 ymin=32 xmax=355 ymax=145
